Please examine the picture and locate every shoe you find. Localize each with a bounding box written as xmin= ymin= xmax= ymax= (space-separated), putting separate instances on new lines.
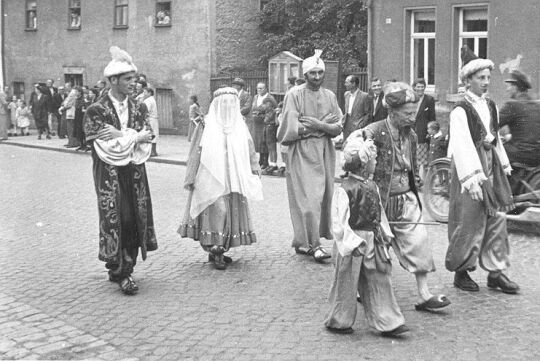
xmin=326 ymin=326 xmax=354 ymax=334
xmin=209 ymin=254 xmax=233 ymax=264
xmin=294 ymin=246 xmax=313 ymax=255
xmin=381 ymin=324 xmax=409 ymax=337
xmin=26 ymin=133 xmax=30 ymax=136
xmin=414 ymin=295 xmax=451 ymax=311
xmin=13 ymin=133 xmax=18 ymax=137
xmin=273 ymin=166 xmax=286 ymax=176
xmin=119 ymin=277 xmax=139 ymax=295
xmin=454 ymin=271 xmax=479 ymax=292
xmin=487 ymin=273 xmax=519 ymax=294
xmin=213 ymin=254 xmax=227 ymax=270
xmin=339 ymin=171 xmax=349 ymax=179
xmin=313 ymin=246 xmax=331 ymax=263
xmin=46 ymin=134 xmax=51 ymax=140
xmin=37 ymin=135 xmax=42 ymax=140
xmin=50 ymin=132 xmax=57 ymax=136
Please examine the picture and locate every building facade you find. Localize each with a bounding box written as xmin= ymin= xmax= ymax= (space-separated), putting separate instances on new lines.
xmin=2 ymin=0 xmax=265 ymax=133
xmin=367 ymin=0 xmax=540 ymax=108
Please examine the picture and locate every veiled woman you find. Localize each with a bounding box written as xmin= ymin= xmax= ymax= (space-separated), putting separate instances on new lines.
xmin=178 ymin=87 xmax=263 ymax=270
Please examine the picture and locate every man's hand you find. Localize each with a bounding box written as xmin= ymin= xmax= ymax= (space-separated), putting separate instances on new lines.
xmin=321 ymin=113 xmax=340 ymax=124
xmin=299 ymin=115 xmax=322 ymax=131
xmin=468 ymin=182 xmax=483 ymax=201
xmin=97 ymin=124 xmax=123 ymax=141
xmin=136 ymin=129 xmax=153 ymax=144
xmin=352 ymin=247 xmax=362 ymax=257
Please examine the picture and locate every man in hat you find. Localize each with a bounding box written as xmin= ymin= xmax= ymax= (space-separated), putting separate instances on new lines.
xmin=360 ymin=81 xmax=451 ymax=311
xmin=499 ymin=70 xmax=540 ymax=168
xmin=445 ymin=58 xmax=518 ymax=294
xmin=231 ymin=77 xmax=252 ymax=120
xmin=277 ymin=50 xmax=343 ymax=263
xmin=84 ymin=46 xmax=157 ymax=295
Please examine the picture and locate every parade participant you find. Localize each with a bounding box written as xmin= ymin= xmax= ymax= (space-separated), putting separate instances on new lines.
xmin=363 ymin=81 xmax=450 ymax=310
xmin=499 ymin=70 xmax=540 ymax=167
xmin=445 ymin=58 xmax=518 ymax=294
xmin=84 ymin=46 xmax=157 ymax=295
xmin=178 ymin=87 xmax=263 ymax=270
xmin=277 ymin=49 xmax=342 ymax=263
xmin=325 ymin=134 xmax=408 ymax=337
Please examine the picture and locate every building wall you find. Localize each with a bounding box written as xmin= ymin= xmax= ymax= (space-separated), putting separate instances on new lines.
xmin=370 ymin=0 xmax=540 ymax=107
xmin=3 ymin=0 xmax=213 ymax=132
xmin=214 ymin=0 xmax=265 ymax=73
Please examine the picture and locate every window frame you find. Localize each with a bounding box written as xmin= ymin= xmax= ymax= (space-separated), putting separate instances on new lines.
xmin=113 ymin=0 xmax=129 ymax=29
xmin=25 ymin=0 xmax=38 ymax=31
xmin=409 ymin=9 xmax=436 ymax=90
xmin=68 ymin=0 xmax=82 ymax=30
xmin=155 ymin=0 xmax=172 ymax=27
xmin=458 ymin=6 xmax=488 ymax=68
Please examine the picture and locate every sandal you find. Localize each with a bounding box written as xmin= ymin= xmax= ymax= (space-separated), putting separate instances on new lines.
xmin=119 ymin=277 xmax=139 ymax=295
xmin=294 ymin=246 xmax=313 ymax=255
xmin=313 ymin=247 xmax=331 ymax=263
xmin=414 ymin=295 xmax=451 ymax=311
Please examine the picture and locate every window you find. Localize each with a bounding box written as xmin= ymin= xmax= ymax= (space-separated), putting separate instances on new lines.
xmin=114 ymin=0 xmax=128 ymax=28
xmin=410 ymin=10 xmax=435 ymax=87
xmin=64 ymin=74 xmax=83 ymax=87
xmin=12 ymin=82 xmax=25 ymax=100
xmin=459 ymin=7 xmax=488 ymax=66
xmin=68 ymin=0 xmax=81 ymax=29
xmin=155 ymin=1 xmax=171 ymax=26
xmin=25 ymin=1 xmax=37 ymax=30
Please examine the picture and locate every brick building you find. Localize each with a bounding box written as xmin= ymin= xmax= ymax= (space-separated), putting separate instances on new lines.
xmin=366 ymin=0 xmax=540 ymax=110
xmin=1 ymin=0 xmax=265 ymax=133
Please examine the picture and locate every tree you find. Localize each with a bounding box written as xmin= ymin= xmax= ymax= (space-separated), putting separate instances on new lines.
xmin=258 ymin=0 xmax=368 ymax=68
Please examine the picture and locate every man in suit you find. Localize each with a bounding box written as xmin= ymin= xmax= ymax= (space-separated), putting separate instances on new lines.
xmin=367 ymin=78 xmax=387 ymax=124
xmin=46 ymin=79 xmax=58 ymax=136
xmin=231 ymin=77 xmax=252 ymax=120
xmin=412 ymin=78 xmax=436 ymax=181
xmin=342 ymin=75 xmax=369 ymax=141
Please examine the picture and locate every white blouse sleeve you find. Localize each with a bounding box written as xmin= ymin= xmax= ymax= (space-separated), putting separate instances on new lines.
xmin=448 ymin=107 xmax=488 ymax=192
xmin=93 ymin=128 xmax=151 ymax=166
xmin=332 ymin=187 xmax=367 ymax=257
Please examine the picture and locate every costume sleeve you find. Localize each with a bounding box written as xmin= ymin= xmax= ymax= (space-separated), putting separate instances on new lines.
xmin=377 ymin=185 xmax=394 ymax=240
xmin=332 ymin=187 xmax=367 ymax=258
xmin=448 ymin=107 xmax=487 ymax=191
xmin=276 ymin=90 xmax=301 ymax=143
xmin=494 ymin=105 xmax=512 ymax=175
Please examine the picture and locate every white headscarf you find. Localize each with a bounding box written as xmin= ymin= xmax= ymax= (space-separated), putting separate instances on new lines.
xmin=302 ymin=49 xmax=325 ymax=74
xmin=190 ymin=87 xmax=263 ymax=218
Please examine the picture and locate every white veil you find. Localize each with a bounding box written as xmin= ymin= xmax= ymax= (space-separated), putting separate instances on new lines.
xmin=190 ymin=87 xmax=263 ymax=218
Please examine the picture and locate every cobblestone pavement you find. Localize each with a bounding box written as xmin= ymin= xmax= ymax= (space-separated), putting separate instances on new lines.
xmin=1 ymin=143 xmax=540 ymax=361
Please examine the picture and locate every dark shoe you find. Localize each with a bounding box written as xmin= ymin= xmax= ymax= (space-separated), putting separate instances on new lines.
xmin=46 ymin=134 xmax=51 ymax=140
xmin=414 ymin=295 xmax=451 ymax=311
xmin=313 ymin=246 xmax=331 ymax=263
xmin=339 ymin=171 xmax=349 ymax=179
xmin=26 ymin=133 xmax=30 ymax=136
xmin=326 ymin=326 xmax=353 ymax=334
xmin=37 ymin=135 xmax=42 ymax=140
xmin=273 ymin=166 xmax=286 ymax=176
xmin=487 ymin=273 xmax=519 ymax=294
xmin=209 ymin=253 xmax=233 ymax=264
xmin=294 ymin=246 xmax=313 ymax=255
xmin=213 ymin=254 xmax=227 ymax=270
xmin=454 ymin=271 xmax=479 ymax=292
xmin=119 ymin=277 xmax=139 ymax=295
xmin=381 ymin=324 xmax=409 ymax=337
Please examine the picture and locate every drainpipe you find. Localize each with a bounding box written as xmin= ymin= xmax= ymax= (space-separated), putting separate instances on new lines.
xmin=0 ymin=0 xmax=4 ymax=89
xmin=366 ymin=0 xmax=373 ymax=81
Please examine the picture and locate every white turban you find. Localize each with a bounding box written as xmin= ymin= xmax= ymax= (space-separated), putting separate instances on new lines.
xmin=302 ymin=49 xmax=325 ymax=74
xmin=460 ymin=58 xmax=494 ymax=83
xmin=343 ymin=131 xmax=376 ymax=165
xmin=103 ymin=46 xmax=138 ymax=78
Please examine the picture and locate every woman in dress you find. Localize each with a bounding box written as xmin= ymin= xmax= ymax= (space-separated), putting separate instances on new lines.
xmin=187 ymin=95 xmax=202 ymax=142
xmin=178 ymin=87 xmax=263 ymax=270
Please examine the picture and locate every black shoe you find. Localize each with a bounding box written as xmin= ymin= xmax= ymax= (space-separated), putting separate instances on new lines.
xmin=381 ymin=324 xmax=409 ymax=337
xmin=339 ymin=171 xmax=349 ymax=179
xmin=454 ymin=271 xmax=479 ymax=292
xmin=326 ymin=326 xmax=354 ymax=334
xmin=208 ymin=254 xmax=232 ymax=264
xmin=487 ymin=273 xmax=519 ymax=294
xmin=213 ymin=254 xmax=227 ymax=270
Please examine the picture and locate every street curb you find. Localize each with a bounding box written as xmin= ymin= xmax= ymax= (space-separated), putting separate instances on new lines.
xmin=0 ymin=141 xmax=344 ymax=182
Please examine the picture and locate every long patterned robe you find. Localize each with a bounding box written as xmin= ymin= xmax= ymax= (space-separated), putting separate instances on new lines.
xmin=84 ymin=95 xmax=157 ymax=266
xmin=277 ymin=83 xmax=342 ymax=249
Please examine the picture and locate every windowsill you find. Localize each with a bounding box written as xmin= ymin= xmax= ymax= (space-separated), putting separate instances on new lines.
xmin=25 ymin=28 xmax=37 ymax=32
xmin=154 ymin=23 xmax=172 ymax=27
xmin=67 ymin=27 xmax=81 ymax=31
xmin=113 ymin=25 xmax=128 ymax=30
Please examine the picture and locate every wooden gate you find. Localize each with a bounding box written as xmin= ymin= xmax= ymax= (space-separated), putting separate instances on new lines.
xmin=155 ymin=88 xmax=173 ymax=129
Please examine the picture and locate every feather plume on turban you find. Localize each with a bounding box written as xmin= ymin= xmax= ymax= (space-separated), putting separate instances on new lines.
xmin=302 ymin=49 xmax=325 ymax=74
xmin=103 ymin=46 xmax=138 ymax=78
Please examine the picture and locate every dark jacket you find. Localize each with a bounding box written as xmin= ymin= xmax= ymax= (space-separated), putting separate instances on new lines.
xmin=342 ymin=89 xmax=370 ymax=140
xmin=415 ymin=94 xmax=436 ymax=144
xmin=367 ymin=91 xmax=388 ymax=124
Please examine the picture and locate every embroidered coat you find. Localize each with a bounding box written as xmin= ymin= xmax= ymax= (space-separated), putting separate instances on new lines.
xmin=84 ymin=94 xmax=157 ymax=263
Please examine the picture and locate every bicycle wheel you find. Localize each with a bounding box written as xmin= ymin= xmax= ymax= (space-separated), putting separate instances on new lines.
xmin=424 ymin=158 xmax=451 ymax=223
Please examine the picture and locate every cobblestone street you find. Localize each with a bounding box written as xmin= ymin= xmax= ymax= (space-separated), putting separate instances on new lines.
xmin=1 ymin=143 xmax=540 ymax=361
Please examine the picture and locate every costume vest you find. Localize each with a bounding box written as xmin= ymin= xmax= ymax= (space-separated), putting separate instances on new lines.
xmin=342 ymin=176 xmax=381 ymax=232
xmin=452 ymin=99 xmax=498 ymax=149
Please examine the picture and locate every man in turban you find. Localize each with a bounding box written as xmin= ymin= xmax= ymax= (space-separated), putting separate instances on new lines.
xmin=277 ymin=49 xmax=343 ymax=263
xmin=445 ymin=58 xmax=518 ymax=294
xmin=84 ymin=46 xmax=157 ymax=295
xmin=359 ymin=82 xmax=451 ymax=311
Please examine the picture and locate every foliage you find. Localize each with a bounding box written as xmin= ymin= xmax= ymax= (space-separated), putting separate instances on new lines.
xmin=258 ymin=0 xmax=368 ymax=67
